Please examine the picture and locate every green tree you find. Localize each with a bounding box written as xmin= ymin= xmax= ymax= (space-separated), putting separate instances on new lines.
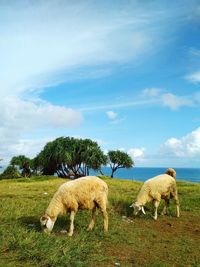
xmin=10 ymin=155 xmax=32 ymax=177
xmin=108 ymin=150 xmax=134 ymax=178
xmin=33 ymin=137 xmax=69 ymax=176
xmin=0 ymin=165 xmax=21 ymax=179
xmin=33 ymin=137 xmax=107 ymax=178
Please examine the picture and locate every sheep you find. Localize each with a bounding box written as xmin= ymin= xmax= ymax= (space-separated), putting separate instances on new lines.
xmin=40 ymin=176 xmax=108 ymax=236
xmin=130 ymin=168 xmax=180 ymax=220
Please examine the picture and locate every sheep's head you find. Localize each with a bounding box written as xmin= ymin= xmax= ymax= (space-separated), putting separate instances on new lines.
xmin=130 ymin=203 xmax=146 ymax=215
xmin=40 ymin=214 xmax=55 ymax=233
xmin=165 ymin=168 xmax=176 ymax=179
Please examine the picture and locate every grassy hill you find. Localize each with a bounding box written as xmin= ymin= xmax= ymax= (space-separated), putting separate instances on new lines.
xmin=0 ymin=176 xmax=200 ymax=267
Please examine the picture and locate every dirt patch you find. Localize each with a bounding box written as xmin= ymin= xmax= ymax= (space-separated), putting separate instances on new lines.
xmin=100 ymin=213 xmax=200 ymax=267
xmin=149 ymin=212 xmax=200 ymax=239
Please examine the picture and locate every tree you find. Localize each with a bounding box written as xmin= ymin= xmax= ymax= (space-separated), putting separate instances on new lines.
xmin=33 ymin=137 xmax=107 ymax=178
xmin=0 ymin=165 xmax=21 ymax=179
xmin=108 ymin=150 xmax=134 ymax=178
xmin=10 ymin=155 xmax=32 ymax=177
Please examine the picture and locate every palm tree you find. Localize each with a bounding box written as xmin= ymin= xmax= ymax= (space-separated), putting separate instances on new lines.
xmin=10 ymin=155 xmax=31 ymax=177
xmin=33 ymin=137 xmax=107 ymax=178
xmin=108 ymin=150 xmax=134 ymax=178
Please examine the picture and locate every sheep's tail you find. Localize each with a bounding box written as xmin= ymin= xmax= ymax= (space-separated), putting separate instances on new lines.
xmin=165 ymin=168 xmax=176 ymax=179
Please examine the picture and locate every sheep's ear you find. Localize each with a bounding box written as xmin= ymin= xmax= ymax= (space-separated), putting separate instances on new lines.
xmin=130 ymin=203 xmax=135 ymax=208
xmin=141 ymin=206 xmax=146 ymax=215
xmin=41 ymin=216 xmax=47 ymax=221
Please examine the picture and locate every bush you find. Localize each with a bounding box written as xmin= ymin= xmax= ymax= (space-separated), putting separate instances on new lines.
xmin=0 ymin=165 xmax=21 ymax=179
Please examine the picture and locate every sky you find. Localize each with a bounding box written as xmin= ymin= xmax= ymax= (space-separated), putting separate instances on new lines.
xmin=0 ymin=0 xmax=200 ymax=168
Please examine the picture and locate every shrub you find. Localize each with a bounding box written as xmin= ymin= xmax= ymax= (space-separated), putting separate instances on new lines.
xmin=0 ymin=165 xmax=21 ymax=179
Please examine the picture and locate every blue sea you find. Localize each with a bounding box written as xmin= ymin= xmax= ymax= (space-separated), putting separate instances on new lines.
xmin=0 ymin=166 xmax=199 ymax=183
xmin=92 ymin=167 xmax=200 ymax=183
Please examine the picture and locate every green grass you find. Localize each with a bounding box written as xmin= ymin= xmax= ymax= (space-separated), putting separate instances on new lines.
xmin=0 ymin=176 xmax=200 ymax=267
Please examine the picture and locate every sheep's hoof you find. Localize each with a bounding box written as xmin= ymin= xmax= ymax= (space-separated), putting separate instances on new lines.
xmin=68 ymin=232 xmax=73 ymax=237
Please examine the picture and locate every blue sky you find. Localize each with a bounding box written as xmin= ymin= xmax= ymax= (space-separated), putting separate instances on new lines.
xmin=0 ymin=0 xmax=200 ymax=168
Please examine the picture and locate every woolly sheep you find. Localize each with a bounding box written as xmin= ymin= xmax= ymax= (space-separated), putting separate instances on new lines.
xmin=130 ymin=168 xmax=180 ymax=220
xmin=40 ymin=176 xmax=108 ymax=236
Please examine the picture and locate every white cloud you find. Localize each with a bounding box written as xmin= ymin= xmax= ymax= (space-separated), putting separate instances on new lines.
xmin=0 ymin=96 xmax=83 ymax=164
xmin=186 ymin=49 xmax=200 ymax=83
xmin=0 ymin=137 xmax=54 ymax=168
xmin=1 ymin=1 xmax=194 ymax=98
xmin=0 ymin=1 xmax=198 ymax=168
xmin=80 ymin=89 xmax=199 ymax=112
xmin=106 ymin=111 xmax=118 ymax=120
xmin=161 ymin=93 xmax=194 ymax=110
xmin=185 ymin=70 xmax=200 ymax=83
xmin=160 ymin=127 xmax=200 ymax=158
xmin=0 ymin=1 xmax=163 ymax=99
xmin=0 ymin=96 xmax=83 ymax=131
xmin=128 ymin=148 xmax=145 ymax=159
xmin=142 ymin=88 xmax=162 ymax=97
xmin=141 ymin=89 xmax=195 ymax=110
xmin=80 ymin=99 xmax=154 ymax=111
xmin=0 ymin=1 xmax=175 ymax=165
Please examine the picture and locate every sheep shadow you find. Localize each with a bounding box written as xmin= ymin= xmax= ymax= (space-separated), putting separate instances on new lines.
xmin=18 ymin=216 xmax=41 ymax=232
xmin=110 ymin=199 xmax=153 ymax=220
xmin=19 ymin=215 xmax=72 ymax=233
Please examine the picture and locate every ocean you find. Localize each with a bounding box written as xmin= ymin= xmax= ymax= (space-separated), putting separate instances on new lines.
xmin=92 ymin=167 xmax=200 ymax=183
xmin=0 ymin=166 xmax=199 ymax=183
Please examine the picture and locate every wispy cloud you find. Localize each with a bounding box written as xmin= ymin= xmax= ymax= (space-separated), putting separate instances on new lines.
xmin=79 ymin=99 xmax=157 ymax=112
xmin=78 ymin=88 xmax=200 ymax=112
xmin=106 ymin=111 xmax=118 ymax=120
xmin=0 ymin=1 xmax=155 ymax=97
xmin=1 ymin=1 xmax=195 ymax=98
xmin=141 ymin=88 xmax=162 ymax=97
xmin=185 ymin=70 xmax=200 ymax=83
xmin=161 ymin=93 xmax=194 ymax=110
xmin=185 ymin=48 xmax=200 ymax=83
xmin=141 ymin=89 xmax=197 ymax=110
xmin=0 ymin=1 xmax=199 ymax=167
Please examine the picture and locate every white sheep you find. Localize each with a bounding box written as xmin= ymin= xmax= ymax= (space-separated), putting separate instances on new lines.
xmin=40 ymin=176 xmax=108 ymax=236
xmin=130 ymin=168 xmax=180 ymax=220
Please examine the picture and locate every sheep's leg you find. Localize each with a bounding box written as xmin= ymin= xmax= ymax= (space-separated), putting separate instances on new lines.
xmin=174 ymin=194 xmax=180 ymax=218
xmin=161 ymin=199 xmax=170 ymax=215
xmin=97 ymin=204 xmax=108 ymax=233
xmin=87 ymin=206 xmax=97 ymax=231
xmin=97 ymin=196 xmax=108 ymax=232
xmin=68 ymin=210 xmax=76 ymax=236
xmin=153 ymin=200 xmax=160 ymax=220
xmin=101 ymin=209 xmax=108 ymax=232
xmin=98 ymin=202 xmax=108 ymax=231
xmin=171 ymin=189 xmax=180 ymax=218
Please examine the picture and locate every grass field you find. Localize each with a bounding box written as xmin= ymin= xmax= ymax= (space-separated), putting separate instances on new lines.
xmin=0 ymin=176 xmax=200 ymax=267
